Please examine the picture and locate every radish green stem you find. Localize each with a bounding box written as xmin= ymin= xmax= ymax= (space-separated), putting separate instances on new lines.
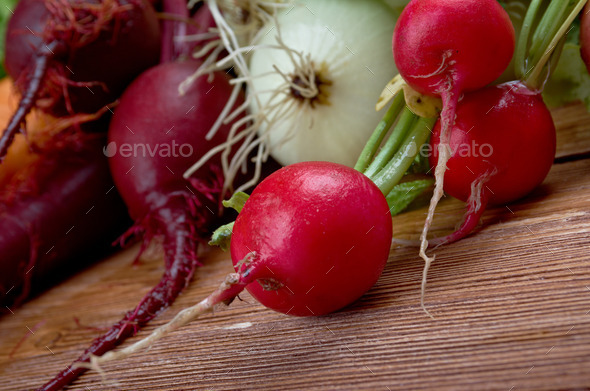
xmin=528 ymin=1 xmax=567 ymax=61
xmin=385 ymin=178 xmax=434 ymax=216
xmin=515 ymin=0 xmax=543 ymax=80
xmin=353 ymin=89 xmax=437 ymax=213
xmin=363 ymin=107 xmax=417 ymax=179
xmin=516 ymin=0 xmax=588 ymax=90
xmin=525 ymin=0 xmax=587 ymax=89
xmin=354 ymin=93 xmax=405 ymax=172
xmin=371 ymin=116 xmax=435 ymax=197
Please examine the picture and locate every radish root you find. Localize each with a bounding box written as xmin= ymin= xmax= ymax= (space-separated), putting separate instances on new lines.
xmin=429 ymin=169 xmax=495 ymax=247
xmin=76 ymin=253 xmax=259 ymax=373
xmin=418 ymin=88 xmax=457 ymax=318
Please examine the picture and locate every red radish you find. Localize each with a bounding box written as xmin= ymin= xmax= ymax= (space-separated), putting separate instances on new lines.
xmin=80 ymin=161 xmax=393 ymax=369
xmin=393 ymin=0 xmax=515 ymax=99
xmin=428 ymin=81 xmax=556 ymax=245
xmin=230 ymin=161 xmax=393 ymax=316
xmin=0 ymin=0 xmax=161 ymax=159
xmin=0 ymin=133 xmax=129 ymax=308
xmin=392 ymin=0 xmax=515 ymax=271
xmin=38 ymin=59 xmax=245 ymax=391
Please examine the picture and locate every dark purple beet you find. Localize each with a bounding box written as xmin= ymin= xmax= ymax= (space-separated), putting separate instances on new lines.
xmin=0 ymin=134 xmax=130 ymax=309
xmin=38 ymin=59 xmax=245 ymax=391
xmin=0 ymin=0 xmax=161 ymax=159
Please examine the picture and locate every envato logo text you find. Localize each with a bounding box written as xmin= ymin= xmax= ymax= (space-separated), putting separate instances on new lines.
xmin=419 ymin=141 xmax=493 ymax=158
xmin=103 ymin=141 xmax=193 ymax=158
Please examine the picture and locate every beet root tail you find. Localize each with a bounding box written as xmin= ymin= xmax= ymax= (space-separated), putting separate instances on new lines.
xmin=38 ymin=204 xmax=201 ymax=391
xmin=0 ymin=41 xmax=59 ymax=161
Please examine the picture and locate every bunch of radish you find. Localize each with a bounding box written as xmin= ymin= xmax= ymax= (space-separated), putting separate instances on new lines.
xmin=391 ymin=0 xmax=586 ymax=311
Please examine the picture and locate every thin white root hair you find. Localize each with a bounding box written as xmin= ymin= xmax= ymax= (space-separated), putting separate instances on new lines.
xmin=181 ymin=0 xmax=322 ymax=197
xmin=418 ymin=88 xmax=457 ymax=319
xmin=75 ymin=272 xmax=248 ymax=372
xmin=391 ymin=237 xmax=422 ymax=248
xmin=205 ymin=82 xmax=243 ymax=140
xmin=182 ymin=0 xmax=285 ymax=189
xmin=180 ymin=31 xmax=220 ymax=43
xmin=418 ymin=143 xmax=450 ymax=319
xmin=410 ymin=50 xmax=454 ymax=80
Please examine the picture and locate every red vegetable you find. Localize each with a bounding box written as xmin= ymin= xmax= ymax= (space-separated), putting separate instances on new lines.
xmin=428 ymin=81 xmax=556 ymax=245
xmin=393 ymin=0 xmax=515 ymax=100
xmin=39 ymin=60 xmax=245 ymax=390
xmin=392 ymin=0 xmax=515 ymax=262
xmin=1 ymin=0 xmax=161 ymax=159
xmin=0 ymin=133 xmax=129 ymax=308
xmin=230 ymin=161 xmax=393 ymax=316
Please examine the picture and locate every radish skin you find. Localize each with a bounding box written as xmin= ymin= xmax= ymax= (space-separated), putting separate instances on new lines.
xmin=428 ymin=81 xmax=556 ymax=246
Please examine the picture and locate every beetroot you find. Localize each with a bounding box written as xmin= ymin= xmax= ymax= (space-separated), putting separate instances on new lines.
xmin=0 ymin=0 xmax=161 ymax=158
xmin=0 ymin=133 xmax=129 ymax=308
xmin=581 ymin=2 xmax=590 ymax=73
xmin=39 ymin=59 xmax=246 ymax=390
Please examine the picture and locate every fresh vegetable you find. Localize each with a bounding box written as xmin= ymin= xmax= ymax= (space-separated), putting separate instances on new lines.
xmin=392 ymin=0 xmax=516 ymax=266
xmin=38 ymin=59 xmax=246 ymax=391
xmin=185 ymin=0 xmax=399 ymax=194
xmin=160 ymin=0 xmax=217 ymax=63
xmin=80 ymin=161 xmax=393 ymax=368
xmin=427 ymin=81 xmax=556 ymax=245
xmin=229 ymin=162 xmax=393 ymax=316
xmin=427 ymin=0 xmax=588 ymax=247
xmin=412 ymin=0 xmax=585 ymax=312
xmin=72 ymin=81 xmax=441 ymax=376
xmin=0 ymin=0 xmax=161 ymax=159
xmin=0 ymin=133 xmax=129 ymax=308
xmin=0 ymin=78 xmax=108 ymax=187
xmin=247 ymin=0 xmax=397 ymax=167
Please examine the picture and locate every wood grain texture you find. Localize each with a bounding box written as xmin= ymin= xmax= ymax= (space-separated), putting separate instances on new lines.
xmin=0 ymin=103 xmax=589 ymax=391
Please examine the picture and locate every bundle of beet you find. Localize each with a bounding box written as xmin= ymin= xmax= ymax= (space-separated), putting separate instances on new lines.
xmin=1 ymin=0 xmax=161 ymax=158
xmin=0 ymin=132 xmax=130 ymax=308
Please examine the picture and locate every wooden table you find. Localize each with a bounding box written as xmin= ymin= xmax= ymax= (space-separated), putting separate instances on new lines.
xmin=1 ymin=103 xmax=589 ymax=390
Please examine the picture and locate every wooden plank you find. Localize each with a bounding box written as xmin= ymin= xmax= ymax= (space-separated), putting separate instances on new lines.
xmin=0 ymin=153 xmax=589 ymax=390
xmin=552 ymin=102 xmax=590 ymax=158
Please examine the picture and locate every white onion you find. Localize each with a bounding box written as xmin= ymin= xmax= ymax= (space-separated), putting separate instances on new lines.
xmin=247 ymin=0 xmax=398 ymax=167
